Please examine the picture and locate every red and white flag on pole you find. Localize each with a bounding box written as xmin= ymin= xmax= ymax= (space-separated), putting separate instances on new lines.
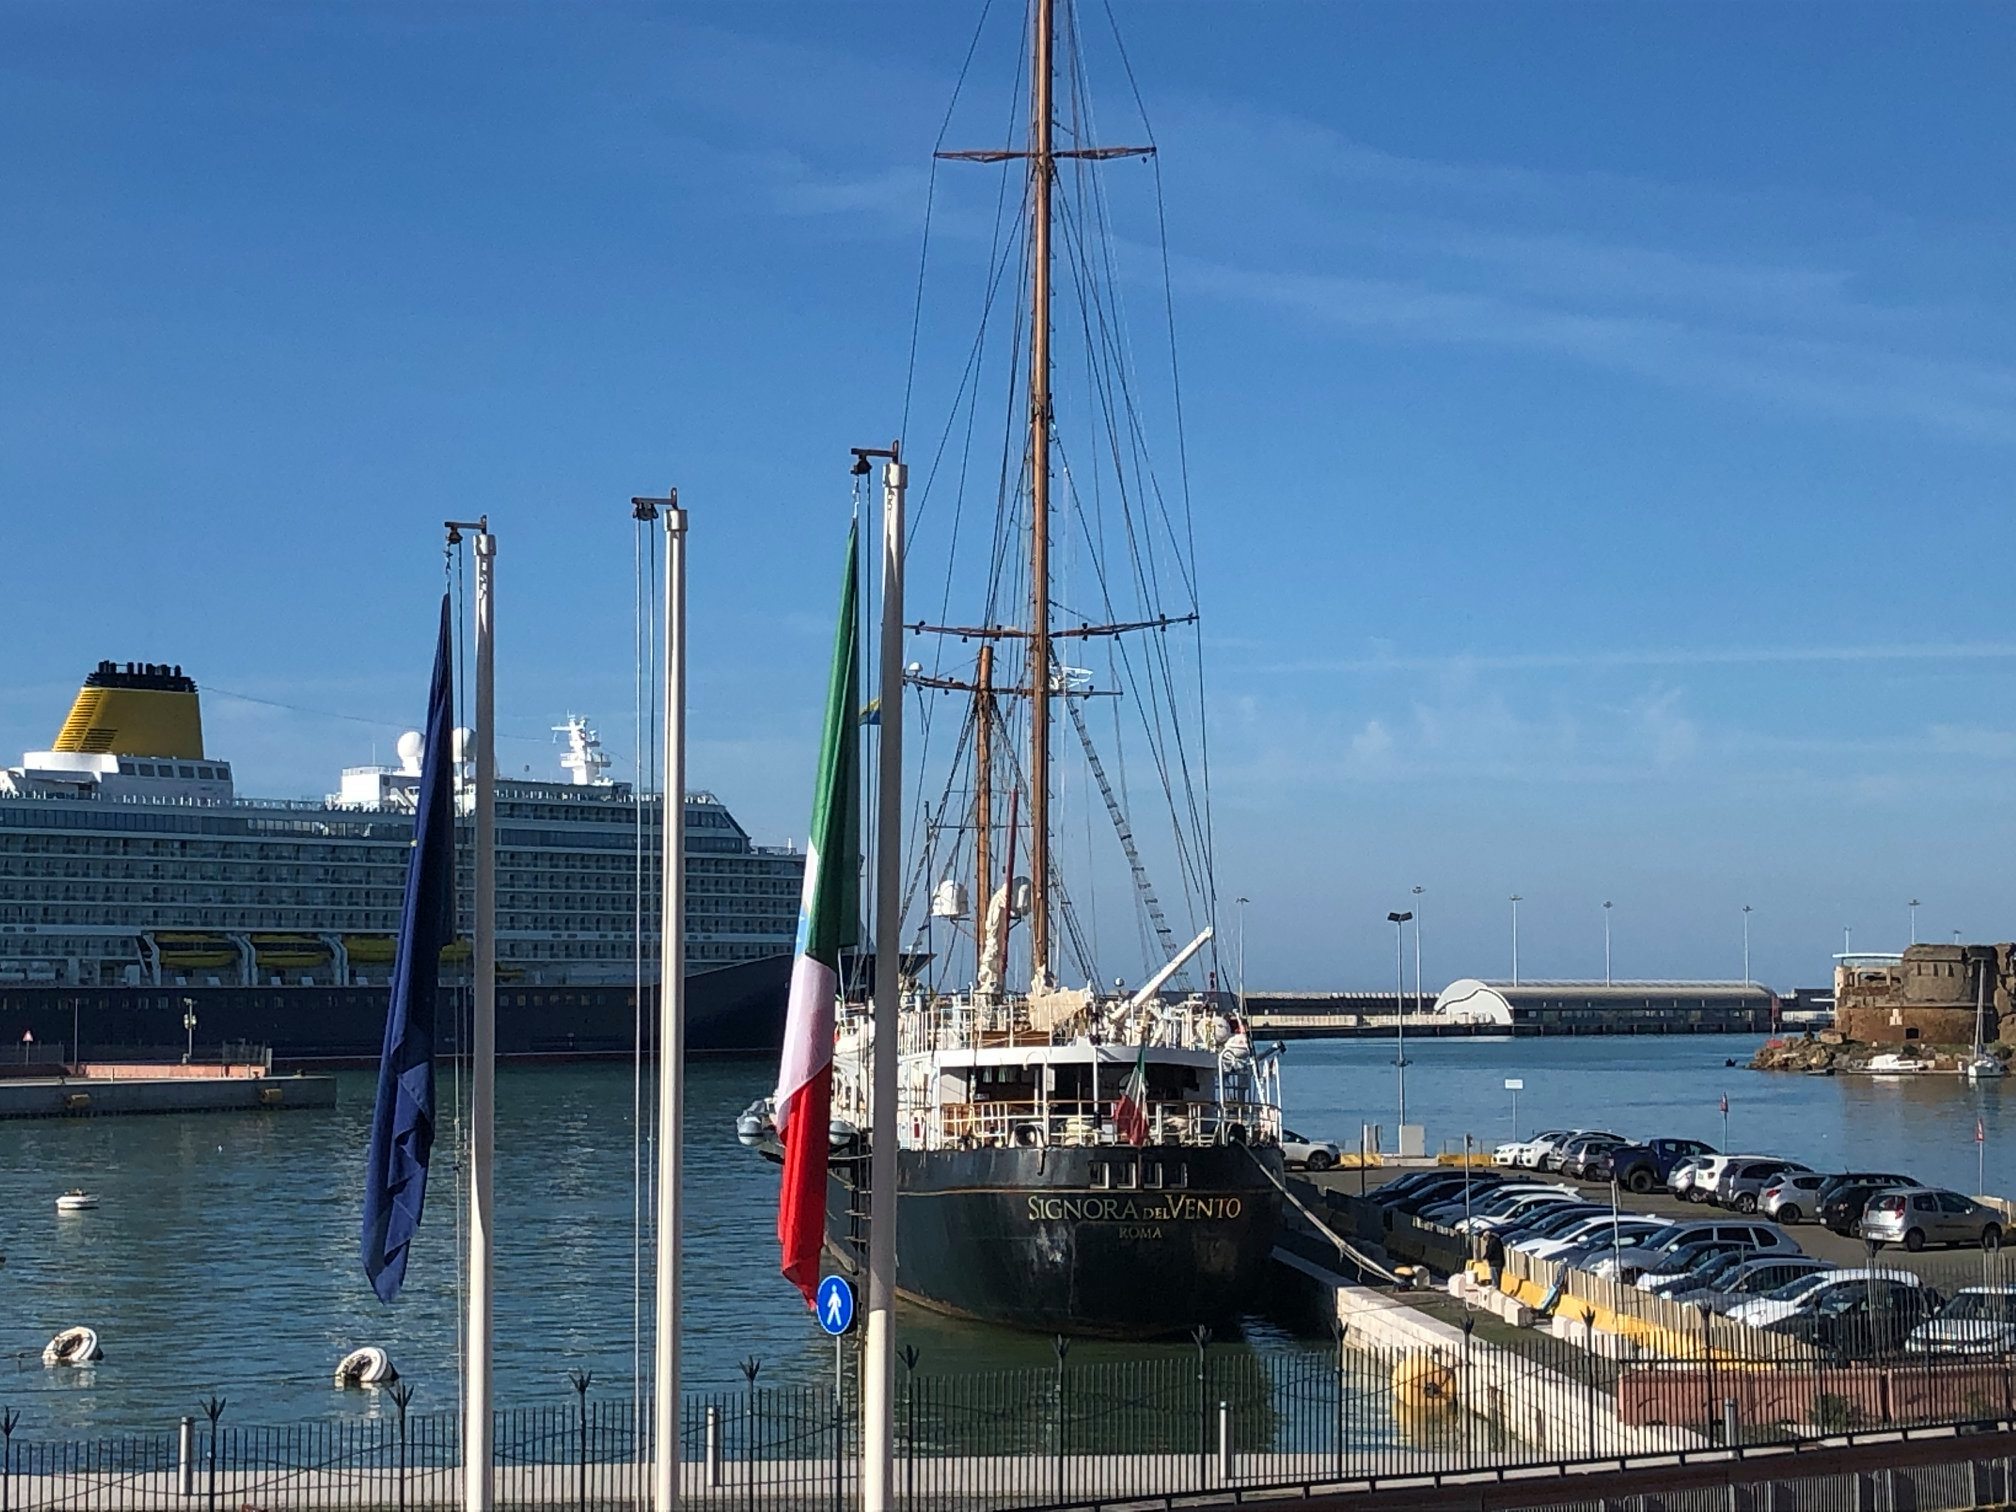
xmin=1719 ymin=1092 xmax=1729 ymax=1116
xmin=1114 ymin=1040 xmax=1150 ymax=1147
xmin=773 ymin=524 xmax=860 ymax=1306
xmin=1978 ymin=1117 xmax=1987 ymax=1146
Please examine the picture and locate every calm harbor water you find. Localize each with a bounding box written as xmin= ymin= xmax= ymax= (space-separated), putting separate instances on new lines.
xmin=2 ymin=1033 xmax=2004 ymax=1436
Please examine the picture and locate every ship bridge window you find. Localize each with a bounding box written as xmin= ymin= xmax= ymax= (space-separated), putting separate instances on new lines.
xmin=1091 ymin=1163 xmax=1111 ymax=1190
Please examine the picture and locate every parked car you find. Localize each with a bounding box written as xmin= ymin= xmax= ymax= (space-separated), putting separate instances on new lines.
xmin=1418 ymin=1180 xmax=1560 ymax=1224
xmin=1636 ymin=1238 xmax=1768 ymax=1293
xmin=1666 ymin=1155 xmax=1714 ymax=1202
xmin=1517 ymin=1130 xmax=1592 ymax=1170
xmin=1762 ymin=1278 xmax=1942 ymax=1360
xmin=1904 ymin=1285 xmax=2016 ymax=1355
xmin=1386 ymin=1175 xmax=1514 ymax=1219
xmin=1559 ymin=1134 xmax=1631 ymax=1180
xmin=1530 ymin=1216 xmax=1673 ymax=1263
xmin=1685 ymin=1154 xmax=1771 ymax=1203
xmin=1605 ymin=1137 xmax=1717 ymax=1195
xmin=1542 ymin=1131 xmax=1624 ymax=1173
xmin=1819 ymin=1177 xmax=1927 ymax=1236
xmin=1454 ymin=1188 xmax=1587 ymax=1235
xmin=1590 ymin=1219 xmax=1796 ymax=1282
xmin=1372 ymin=1169 xmax=1509 ymax=1210
xmin=1672 ymin=1255 xmax=1833 ymax=1311
xmin=1495 ymin=1130 xmax=1572 ymax=1168
xmin=1715 ymin=1157 xmax=1813 ymax=1213
xmin=1497 ymin=1204 xmax=1608 ymax=1249
xmin=1281 ymin=1130 xmax=1341 ymax=1170
xmin=1861 ymin=1187 xmax=2004 ymax=1252
xmin=1760 ymin=1171 xmax=1837 ymax=1224
xmin=1728 ymin=1268 xmax=1924 ymax=1328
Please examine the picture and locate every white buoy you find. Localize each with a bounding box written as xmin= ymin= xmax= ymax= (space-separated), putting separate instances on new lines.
xmin=334 ymin=1346 xmax=398 ymax=1387
xmin=43 ymin=1327 xmax=102 ymax=1366
xmin=55 ymin=1190 xmax=99 ymax=1212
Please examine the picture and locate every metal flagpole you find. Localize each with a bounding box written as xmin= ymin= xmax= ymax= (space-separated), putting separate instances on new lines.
xmin=465 ymin=522 xmax=497 ymax=1512
xmin=863 ymin=447 xmax=906 ymax=1512
xmin=654 ymin=498 xmax=689 ymax=1509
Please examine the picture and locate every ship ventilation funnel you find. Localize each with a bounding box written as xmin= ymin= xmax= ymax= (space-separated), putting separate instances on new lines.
xmin=52 ymin=663 xmax=204 ymax=758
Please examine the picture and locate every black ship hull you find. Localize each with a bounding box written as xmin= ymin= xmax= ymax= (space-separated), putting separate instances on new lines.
xmin=0 ymin=954 xmax=792 ymax=1067
xmin=825 ymin=1143 xmax=1284 ymax=1338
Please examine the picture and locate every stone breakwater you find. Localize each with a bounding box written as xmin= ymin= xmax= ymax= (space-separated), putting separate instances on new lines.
xmin=1748 ymin=1033 xmax=2010 ymax=1075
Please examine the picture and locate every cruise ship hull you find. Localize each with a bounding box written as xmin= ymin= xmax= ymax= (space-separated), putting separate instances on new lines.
xmin=0 ymin=954 xmax=792 ymax=1067
xmin=824 ymin=1144 xmax=1284 ymax=1338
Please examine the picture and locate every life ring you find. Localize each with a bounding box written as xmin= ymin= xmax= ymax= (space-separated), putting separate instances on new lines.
xmin=1391 ymin=1352 xmax=1457 ymax=1410
xmin=334 ymin=1346 xmax=398 ymax=1387
xmin=43 ymin=1327 xmax=102 ymax=1367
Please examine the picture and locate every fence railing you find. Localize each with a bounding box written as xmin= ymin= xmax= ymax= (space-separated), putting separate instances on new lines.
xmin=7 ymin=1319 xmax=2016 ymax=1511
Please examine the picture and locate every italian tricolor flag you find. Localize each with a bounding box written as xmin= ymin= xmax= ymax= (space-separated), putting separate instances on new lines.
xmin=1114 ymin=1040 xmax=1150 ymax=1147
xmin=774 ymin=523 xmax=861 ymax=1306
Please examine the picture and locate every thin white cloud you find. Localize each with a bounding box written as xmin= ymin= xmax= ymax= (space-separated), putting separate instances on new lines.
xmin=1261 ymin=643 xmax=2016 ymax=676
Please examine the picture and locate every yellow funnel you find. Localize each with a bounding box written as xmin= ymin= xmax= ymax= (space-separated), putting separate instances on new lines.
xmin=53 ymin=661 xmax=205 ymax=759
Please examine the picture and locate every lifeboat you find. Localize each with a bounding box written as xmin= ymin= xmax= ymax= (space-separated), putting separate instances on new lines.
xmin=334 ymin=1346 xmax=398 ymax=1387
xmin=154 ymin=932 xmax=237 ymax=969
xmin=342 ymin=935 xmax=397 ymax=965
xmin=253 ymin=934 xmax=332 ymax=969
xmin=43 ymin=1327 xmax=102 ymax=1366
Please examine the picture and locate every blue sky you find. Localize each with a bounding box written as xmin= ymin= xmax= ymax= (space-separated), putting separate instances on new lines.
xmin=3 ymin=3 xmax=2013 ymax=991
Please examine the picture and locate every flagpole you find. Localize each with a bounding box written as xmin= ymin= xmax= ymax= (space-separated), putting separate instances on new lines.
xmin=863 ymin=447 xmax=905 ymax=1512
xmin=465 ymin=522 xmax=497 ymax=1512
xmin=654 ymin=497 xmax=689 ymax=1509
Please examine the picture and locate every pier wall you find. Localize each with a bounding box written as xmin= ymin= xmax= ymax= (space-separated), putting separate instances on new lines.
xmin=0 ymin=1071 xmax=334 ymax=1119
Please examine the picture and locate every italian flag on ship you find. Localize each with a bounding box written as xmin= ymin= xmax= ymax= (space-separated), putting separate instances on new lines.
xmin=1113 ymin=1040 xmax=1150 ymax=1147
xmin=773 ymin=522 xmax=861 ymax=1306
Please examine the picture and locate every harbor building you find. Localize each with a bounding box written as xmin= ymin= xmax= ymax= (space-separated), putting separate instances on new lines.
xmin=1433 ymin=979 xmax=1777 ymax=1034
xmin=1834 ymin=942 xmax=2013 ymax=1046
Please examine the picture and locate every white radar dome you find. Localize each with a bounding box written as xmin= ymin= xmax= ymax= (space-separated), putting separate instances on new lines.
xmin=452 ymin=727 xmax=473 ymax=763
xmin=396 ymin=730 xmax=424 ymax=773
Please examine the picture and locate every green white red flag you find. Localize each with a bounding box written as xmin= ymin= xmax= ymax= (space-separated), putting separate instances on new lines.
xmin=1114 ymin=1040 xmax=1149 ymax=1147
xmin=774 ymin=523 xmax=861 ymax=1306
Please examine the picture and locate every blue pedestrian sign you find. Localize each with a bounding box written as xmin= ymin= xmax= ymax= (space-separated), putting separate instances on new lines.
xmin=815 ymin=1274 xmax=855 ymax=1336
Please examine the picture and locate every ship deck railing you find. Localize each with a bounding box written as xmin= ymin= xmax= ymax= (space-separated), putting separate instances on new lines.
xmin=908 ymin=1096 xmax=1280 ymax=1153
xmin=894 ymin=996 xmax=1236 ymax=1057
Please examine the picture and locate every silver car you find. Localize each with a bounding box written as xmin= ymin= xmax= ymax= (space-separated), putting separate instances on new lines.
xmin=1905 ymin=1286 xmax=2016 ymax=1355
xmin=1861 ymin=1187 xmax=2005 ymax=1252
xmin=1761 ymin=1171 xmax=1835 ymax=1224
xmin=1716 ymin=1157 xmax=1811 ymax=1213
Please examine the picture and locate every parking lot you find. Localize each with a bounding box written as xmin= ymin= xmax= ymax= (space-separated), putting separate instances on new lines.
xmin=1307 ymin=1162 xmax=2002 ymax=1285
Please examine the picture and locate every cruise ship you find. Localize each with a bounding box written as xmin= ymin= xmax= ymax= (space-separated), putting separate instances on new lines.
xmin=0 ymin=661 xmax=803 ymax=1064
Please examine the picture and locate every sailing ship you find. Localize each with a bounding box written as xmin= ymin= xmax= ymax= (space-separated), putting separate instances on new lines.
xmin=1966 ymin=961 xmax=2005 ymax=1081
xmin=758 ymin=0 xmax=1287 ymax=1338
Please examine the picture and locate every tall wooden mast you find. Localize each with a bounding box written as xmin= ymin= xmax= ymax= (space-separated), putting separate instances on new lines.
xmin=973 ymin=644 xmax=994 ymax=945
xmin=1025 ymin=0 xmax=1056 ymax=987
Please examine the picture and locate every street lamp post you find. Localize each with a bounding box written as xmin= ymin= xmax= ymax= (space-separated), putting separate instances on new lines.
xmin=1411 ymin=885 xmax=1425 ymax=1015
xmin=1509 ymin=895 xmax=1522 ymax=985
xmin=1741 ymin=905 xmax=1752 ymax=988
xmin=1387 ymin=910 xmax=1413 ymax=1139
xmin=1603 ymin=901 xmax=1613 ymax=986
xmin=1235 ymin=896 xmax=1250 ymax=1016
xmin=1844 ymin=925 xmax=1852 ymax=957
xmin=182 ymin=998 xmax=197 ymax=1065
xmin=1908 ymin=899 xmax=1920 ymax=946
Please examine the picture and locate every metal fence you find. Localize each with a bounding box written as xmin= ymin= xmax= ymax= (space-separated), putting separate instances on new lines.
xmin=6 ymin=1318 xmax=2016 ymax=1511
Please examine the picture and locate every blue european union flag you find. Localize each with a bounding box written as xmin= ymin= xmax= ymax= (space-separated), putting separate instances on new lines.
xmin=360 ymin=595 xmax=456 ymax=1302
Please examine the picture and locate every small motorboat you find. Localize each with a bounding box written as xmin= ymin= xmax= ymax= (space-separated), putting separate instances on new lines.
xmin=55 ymin=1190 xmax=99 ymax=1212
xmin=43 ymin=1327 xmax=102 ymax=1366
xmin=334 ymin=1346 xmax=398 ymax=1387
xmin=1864 ymin=1052 xmax=1933 ymax=1077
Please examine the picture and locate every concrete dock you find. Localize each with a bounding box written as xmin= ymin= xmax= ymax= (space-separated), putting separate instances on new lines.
xmin=0 ymin=1066 xmax=335 ymax=1118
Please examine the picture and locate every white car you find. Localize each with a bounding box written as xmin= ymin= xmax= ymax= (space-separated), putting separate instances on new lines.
xmin=1588 ymin=1220 xmax=1795 ymax=1281
xmin=1727 ymin=1268 xmax=1920 ymax=1329
xmin=1281 ymin=1130 xmax=1340 ymax=1171
xmin=1905 ymin=1286 xmax=2016 ymax=1355
xmin=1496 ymin=1129 xmax=1571 ymax=1169
xmin=1517 ymin=1130 xmax=1591 ymax=1170
xmin=1453 ymin=1188 xmax=1583 ymax=1235
xmin=1684 ymin=1153 xmax=1770 ymax=1204
xmin=1521 ymin=1214 xmax=1671 ymax=1260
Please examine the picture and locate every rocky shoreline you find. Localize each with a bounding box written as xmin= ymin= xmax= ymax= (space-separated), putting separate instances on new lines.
xmin=1750 ymin=1032 xmax=2011 ymax=1075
